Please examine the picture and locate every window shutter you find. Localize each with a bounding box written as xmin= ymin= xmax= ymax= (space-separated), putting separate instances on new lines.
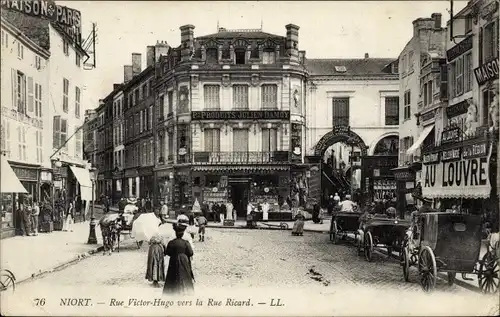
xmin=440 ymin=64 xmax=448 ymax=100
xmin=399 ymin=138 xmax=404 ymax=165
xmin=27 ymin=76 xmax=34 ymax=113
xmin=262 ymin=128 xmax=270 ymax=151
xmin=11 ymin=69 xmax=17 ymax=110
xmin=53 ymin=116 xmax=60 ymax=148
xmin=479 ymin=27 xmax=483 ymax=65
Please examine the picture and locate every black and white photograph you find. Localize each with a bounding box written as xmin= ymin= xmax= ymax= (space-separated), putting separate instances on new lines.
xmin=0 ymin=0 xmax=499 ymax=315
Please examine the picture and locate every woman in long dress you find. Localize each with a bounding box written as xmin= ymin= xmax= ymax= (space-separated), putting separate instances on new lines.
xmin=63 ymin=202 xmax=75 ymax=232
xmin=146 ymin=234 xmax=165 ymax=287
xmin=163 ymin=224 xmax=195 ymax=295
xmin=292 ymin=210 xmax=305 ymax=236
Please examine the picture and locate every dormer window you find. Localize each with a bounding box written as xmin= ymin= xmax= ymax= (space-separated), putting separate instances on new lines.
xmin=391 ymin=62 xmax=399 ymax=74
xmin=235 ymin=48 xmax=246 ymax=64
xmin=262 ymin=49 xmax=275 ymax=64
xmin=206 ymin=48 xmax=218 ymax=63
xmin=334 ymin=66 xmax=347 ymax=73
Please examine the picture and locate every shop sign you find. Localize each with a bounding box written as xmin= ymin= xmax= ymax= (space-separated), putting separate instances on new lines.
xmin=441 ymin=148 xmax=461 ymax=162
xmin=446 ymin=35 xmax=473 ymax=62
xmin=40 ymin=171 xmax=52 ymax=182
xmin=422 ymin=144 xmax=492 ymax=199
xmin=191 ymin=110 xmax=290 ymax=121
xmin=462 ymin=141 xmax=488 ymax=159
xmin=441 ymin=125 xmax=461 ymax=144
xmin=11 ymin=167 xmax=37 ymax=181
xmin=420 ymin=110 xmax=436 ymax=123
xmin=423 ymin=152 xmax=440 ymax=164
xmin=393 ymin=170 xmax=413 ymax=181
xmin=446 ymin=100 xmax=469 ymax=118
xmin=474 ymin=58 xmax=499 ymax=86
xmin=125 ymin=169 xmax=138 ymax=178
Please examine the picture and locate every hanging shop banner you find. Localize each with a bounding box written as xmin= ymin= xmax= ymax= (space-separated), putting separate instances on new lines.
xmin=191 ymin=111 xmax=290 ymax=121
xmin=422 ymin=142 xmax=492 ymax=199
xmin=474 ymin=58 xmax=499 ymax=86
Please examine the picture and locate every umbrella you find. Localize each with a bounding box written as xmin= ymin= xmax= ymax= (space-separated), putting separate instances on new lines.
xmin=158 ymin=222 xmax=194 ymax=250
xmin=131 ymin=213 xmax=161 ymax=242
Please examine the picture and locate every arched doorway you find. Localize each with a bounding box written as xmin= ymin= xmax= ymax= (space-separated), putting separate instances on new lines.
xmin=313 ymin=126 xmax=368 ymax=206
xmin=373 ymin=135 xmax=399 ymax=156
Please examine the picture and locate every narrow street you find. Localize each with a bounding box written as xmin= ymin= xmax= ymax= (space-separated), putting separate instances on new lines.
xmin=3 ymin=229 xmax=498 ymax=316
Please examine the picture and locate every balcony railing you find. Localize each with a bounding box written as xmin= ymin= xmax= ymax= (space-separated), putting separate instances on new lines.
xmin=193 ymin=151 xmax=290 ymax=164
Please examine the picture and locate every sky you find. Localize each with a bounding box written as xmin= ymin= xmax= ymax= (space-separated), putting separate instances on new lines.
xmin=57 ymin=0 xmax=468 ymax=110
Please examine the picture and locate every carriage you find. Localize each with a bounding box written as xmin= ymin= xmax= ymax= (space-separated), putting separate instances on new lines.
xmin=401 ymin=212 xmax=499 ymax=293
xmin=358 ymin=215 xmax=410 ymax=262
xmin=329 ymin=211 xmax=363 ymax=244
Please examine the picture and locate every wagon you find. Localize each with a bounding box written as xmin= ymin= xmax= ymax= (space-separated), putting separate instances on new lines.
xmin=329 ymin=211 xmax=363 ymax=244
xmin=401 ymin=212 xmax=499 ymax=293
xmin=358 ymin=215 xmax=410 ymax=262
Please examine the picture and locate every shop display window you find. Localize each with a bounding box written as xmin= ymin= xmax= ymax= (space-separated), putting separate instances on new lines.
xmin=1 ymin=193 xmax=14 ymax=229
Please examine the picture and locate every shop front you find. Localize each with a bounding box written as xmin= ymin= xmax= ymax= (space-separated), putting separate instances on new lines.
xmin=155 ymin=168 xmax=174 ymax=208
xmin=191 ymin=166 xmax=291 ymax=220
xmin=1 ymin=156 xmax=28 ymax=238
xmin=392 ymin=166 xmax=417 ymax=217
xmin=112 ymin=169 xmax=125 ymax=204
xmin=139 ymin=167 xmax=154 ymax=198
xmin=9 ymin=161 xmax=39 ymax=201
xmin=361 ymin=155 xmax=398 ymax=205
xmin=124 ymin=169 xmax=138 ymax=198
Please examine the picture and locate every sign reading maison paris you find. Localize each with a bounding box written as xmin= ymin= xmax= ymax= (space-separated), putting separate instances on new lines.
xmin=191 ymin=110 xmax=291 ymax=121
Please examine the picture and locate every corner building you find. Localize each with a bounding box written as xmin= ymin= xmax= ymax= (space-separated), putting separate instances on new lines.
xmin=154 ymin=24 xmax=308 ymax=219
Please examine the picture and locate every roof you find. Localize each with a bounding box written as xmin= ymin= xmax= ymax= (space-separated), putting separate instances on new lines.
xmin=305 ymin=58 xmax=397 ymax=76
xmin=1 ymin=10 xmax=50 ymax=50
xmin=197 ymin=29 xmax=284 ymax=40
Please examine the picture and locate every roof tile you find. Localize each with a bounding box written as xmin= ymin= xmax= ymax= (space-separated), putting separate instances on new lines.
xmin=305 ymin=58 xmax=397 ymax=76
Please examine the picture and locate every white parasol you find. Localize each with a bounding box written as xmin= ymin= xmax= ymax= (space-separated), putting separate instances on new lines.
xmin=158 ymin=221 xmax=194 ymax=250
xmin=131 ymin=213 xmax=161 ymax=242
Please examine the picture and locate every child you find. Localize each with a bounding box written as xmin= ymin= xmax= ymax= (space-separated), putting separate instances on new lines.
xmin=195 ymin=214 xmax=207 ymax=242
xmin=146 ymin=234 xmax=165 ymax=287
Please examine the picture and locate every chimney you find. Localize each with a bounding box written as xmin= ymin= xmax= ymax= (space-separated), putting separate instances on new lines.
xmin=99 ymin=99 xmax=105 ymax=106
xmin=412 ymin=18 xmax=435 ymax=37
xmin=431 ymin=13 xmax=442 ymax=29
xmin=285 ymin=24 xmax=300 ymax=64
xmin=132 ymin=53 xmax=142 ymax=76
xmin=364 ymin=53 xmax=369 ymax=59
xmin=124 ymin=65 xmax=133 ymax=83
xmin=180 ymin=24 xmax=195 ymax=62
xmin=146 ymin=46 xmax=155 ymax=67
xmin=155 ymin=41 xmax=170 ymax=62
xmin=113 ymin=83 xmax=121 ymax=91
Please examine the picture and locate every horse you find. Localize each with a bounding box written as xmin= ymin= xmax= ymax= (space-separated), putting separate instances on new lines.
xmin=98 ymin=213 xmax=120 ymax=255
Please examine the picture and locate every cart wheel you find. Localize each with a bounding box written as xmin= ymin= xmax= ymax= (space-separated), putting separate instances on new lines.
xmin=0 ymin=270 xmax=16 ymax=293
xmin=478 ymin=251 xmax=499 ymax=294
xmin=399 ymin=238 xmax=408 ymax=266
xmin=364 ymin=231 xmax=373 ymax=262
xmin=402 ymin=246 xmax=410 ymax=282
xmin=418 ymin=246 xmax=437 ymax=292
xmin=330 ymin=221 xmax=338 ymax=244
xmin=447 ymin=272 xmax=456 ymax=286
xmin=280 ymin=223 xmax=289 ymax=230
xmin=356 ymin=230 xmax=364 ymax=255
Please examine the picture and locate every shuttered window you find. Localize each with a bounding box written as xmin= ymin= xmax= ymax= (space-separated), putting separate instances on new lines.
xmin=233 ymin=129 xmax=248 ymax=152
xmin=35 ymin=83 xmax=42 ymax=117
xmin=27 ymin=76 xmax=34 ymax=113
xmin=262 ymin=128 xmax=277 ymax=152
xmin=233 ymin=85 xmax=248 ymax=109
xmin=75 ymin=87 xmax=81 ymax=117
xmin=75 ymin=129 xmax=82 ymax=158
xmin=332 ymin=97 xmax=349 ymax=127
xmin=385 ymin=97 xmax=399 ymax=126
xmin=63 ymin=78 xmax=69 ymax=113
xmin=261 ymin=84 xmax=278 ymax=109
xmin=204 ymin=85 xmax=220 ymax=110
xmin=204 ymin=129 xmax=220 ymax=152
xmin=53 ymin=116 xmax=61 ymax=149
xmin=262 ymin=50 xmax=275 ymax=64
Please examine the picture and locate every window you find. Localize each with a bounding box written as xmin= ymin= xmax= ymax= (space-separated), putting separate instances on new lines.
xmin=204 ymin=129 xmax=220 ymax=152
xmin=456 ymin=56 xmax=464 ymax=95
xmin=27 ymin=76 xmax=34 ymax=113
xmin=232 ymin=129 xmax=248 ymax=152
xmin=399 ymin=136 xmax=414 ymax=165
xmin=61 ymin=118 xmax=68 ymax=151
xmin=261 ymin=84 xmax=278 ymax=109
xmin=403 ymin=90 xmax=411 ymax=120
xmin=75 ymin=53 xmax=81 ymax=67
xmin=464 ymin=53 xmax=472 ymax=92
xmin=75 ymin=87 xmax=81 ymax=118
xmin=17 ymin=126 xmax=26 ymax=160
xmin=423 ymin=80 xmax=433 ymax=106
xmin=63 ymin=78 xmax=69 ymax=113
xmin=167 ymin=91 xmax=173 ymax=114
xmin=449 ymin=53 xmax=471 ymax=98
xmin=465 ymin=16 xmax=472 ymax=34
xmin=148 ymin=81 xmax=153 ymax=96
xmin=149 ymin=106 xmax=153 ymax=131
xmin=1 ymin=119 xmax=10 ymax=157
xmin=401 ymin=55 xmax=406 ymax=73
xmin=235 ymin=49 xmax=246 ymax=65
xmin=262 ymin=50 xmax=276 ymax=64
xmin=206 ymin=48 xmax=218 ymax=63
xmin=204 ymin=85 xmax=220 ymax=110
xmin=483 ymin=89 xmax=496 ymax=127
xmin=63 ymin=40 xmax=69 ymax=56
xmin=142 ymin=84 xmax=147 ymax=99
xmin=140 ymin=110 xmax=144 ymax=132
xmin=4 ymin=31 xmax=8 ymax=48
xmin=233 ymin=85 xmax=248 ymax=109
xmin=17 ymin=41 xmax=23 ymax=60
xmin=408 ymin=51 xmax=414 ymax=72
xmin=262 ymin=128 xmax=277 ymax=152
xmin=134 ymin=89 xmax=139 ymax=105
xmin=482 ymin=21 xmax=499 ymax=63
xmin=168 ymin=131 xmax=174 ymax=159
xmin=14 ymin=70 xmax=26 ymax=114
xmin=332 ymin=97 xmax=350 ymax=126
xmin=1 ymin=30 xmax=4 ymax=47
xmin=385 ymin=97 xmax=399 ymax=125
xmin=35 ymin=56 xmax=42 ymax=70
xmin=75 ymin=129 xmax=82 ymax=158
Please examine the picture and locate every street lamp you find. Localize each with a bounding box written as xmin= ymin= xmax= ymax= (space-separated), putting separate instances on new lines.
xmin=87 ymin=166 xmax=98 ymax=244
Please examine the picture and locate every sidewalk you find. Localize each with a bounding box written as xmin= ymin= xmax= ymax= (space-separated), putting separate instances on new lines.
xmin=0 ymin=221 xmax=103 ymax=284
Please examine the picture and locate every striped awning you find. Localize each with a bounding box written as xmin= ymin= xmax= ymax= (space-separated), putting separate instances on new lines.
xmin=192 ymin=165 xmax=289 ymax=173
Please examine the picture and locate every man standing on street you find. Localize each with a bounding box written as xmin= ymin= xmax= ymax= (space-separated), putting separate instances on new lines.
xmin=31 ymin=201 xmax=40 ymax=235
xmin=22 ymin=196 xmax=33 ymax=236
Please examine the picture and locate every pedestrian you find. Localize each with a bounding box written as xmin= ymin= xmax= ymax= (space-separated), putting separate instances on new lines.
xmin=262 ymin=200 xmax=270 ymax=221
xmin=163 ymin=222 xmax=195 ymax=295
xmin=146 ymin=233 xmax=166 ymax=288
xmin=145 ymin=197 xmax=152 ymax=213
xmin=159 ymin=201 xmax=168 ymax=219
xmin=195 ymin=214 xmax=207 ymax=242
xmin=76 ymin=195 xmax=83 ymax=221
xmin=63 ymin=201 xmax=75 ymax=232
xmin=225 ymin=201 xmax=234 ymax=220
xmin=187 ymin=213 xmax=196 ymax=240
xmin=339 ymin=195 xmax=356 ymax=212
xmin=208 ymin=202 xmax=214 ymax=222
xmin=291 ymin=210 xmax=305 ymax=236
xmin=104 ymin=195 xmax=110 ymax=214
xmin=312 ymin=203 xmax=321 ymax=224
xmin=21 ymin=196 xmax=32 ymax=236
xmin=220 ymin=201 xmax=226 ymax=224
xmin=31 ymin=201 xmax=40 ymax=235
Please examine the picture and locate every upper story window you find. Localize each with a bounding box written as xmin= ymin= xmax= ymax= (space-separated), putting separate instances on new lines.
xmin=2 ymin=31 xmax=8 ymax=48
xmin=262 ymin=49 xmax=275 ymax=64
xmin=332 ymin=97 xmax=349 ymax=127
xmin=35 ymin=56 xmax=42 ymax=70
xmin=465 ymin=16 xmax=472 ymax=34
xmin=34 ymin=82 xmax=42 ymax=117
xmin=385 ymin=96 xmax=399 ymax=126
xmin=75 ymin=53 xmax=81 ymax=67
xmin=235 ymin=48 xmax=246 ymax=65
xmin=233 ymin=85 xmax=249 ymax=109
xmin=142 ymin=83 xmax=147 ymax=99
xmin=403 ymin=90 xmax=411 ymax=120
xmin=261 ymin=84 xmax=278 ymax=109
xmin=448 ymin=52 xmax=472 ymax=98
xmin=204 ymin=128 xmax=220 ymax=152
xmin=75 ymin=87 xmax=81 ymax=118
xmin=206 ymin=48 xmax=218 ymax=63
xmin=204 ymin=85 xmax=220 ymax=110
xmin=262 ymin=128 xmax=277 ymax=152
xmin=167 ymin=90 xmax=173 ymax=114
xmin=134 ymin=89 xmax=139 ymax=105
xmin=481 ymin=20 xmax=499 ymax=64
xmin=17 ymin=41 xmax=23 ymax=60
xmin=13 ymin=70 xmax=26 ymax=114
xmin=63 ymin=78 xmax=69 ymax=113
xmin=63 ymin=40 xmax=69 ymax=56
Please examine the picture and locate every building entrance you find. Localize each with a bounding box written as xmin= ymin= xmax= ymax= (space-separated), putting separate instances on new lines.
xmin=230 ymin=181 xmax=249 ymax=219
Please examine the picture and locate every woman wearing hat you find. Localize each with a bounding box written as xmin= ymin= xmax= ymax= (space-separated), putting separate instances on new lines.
xmin=163 ymin=220 xmax=195 ymax=295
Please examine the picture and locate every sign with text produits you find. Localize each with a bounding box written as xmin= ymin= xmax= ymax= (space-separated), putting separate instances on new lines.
xmin=422 ymin=144 xmax=492 ymax=199
xmin=191 ymin=110 xmax=290 ymax=121
xmin=474 ymin=58 xmax=499 ymax=86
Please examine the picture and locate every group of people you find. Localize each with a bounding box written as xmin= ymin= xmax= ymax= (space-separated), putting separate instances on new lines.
xmin=16 ymin=195 xmax=40 ymax=236
xmin=200 ymin=201 xmax=234 ymax=223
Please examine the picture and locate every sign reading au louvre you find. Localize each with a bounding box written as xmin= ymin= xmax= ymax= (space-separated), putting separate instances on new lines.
xmin=191 ymin=110 xmax=290 ymax=121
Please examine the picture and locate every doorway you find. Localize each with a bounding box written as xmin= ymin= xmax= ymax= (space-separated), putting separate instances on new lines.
xmin=231 ymin=182 xmax=249 ymax=219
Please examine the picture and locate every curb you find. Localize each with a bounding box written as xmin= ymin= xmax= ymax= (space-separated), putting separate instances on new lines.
xmin=15 ymin=245 xmax=104 ymax=286
xmin=206 ymin=224 xmax=329 ymax=234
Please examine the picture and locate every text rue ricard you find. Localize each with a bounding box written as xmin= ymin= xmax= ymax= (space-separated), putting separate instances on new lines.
xmin=424 ymin=157 xmax=488 ymax=188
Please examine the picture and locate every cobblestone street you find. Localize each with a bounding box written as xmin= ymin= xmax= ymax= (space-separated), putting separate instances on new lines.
xmin=3 ymin=228 xmax=498 ymax=316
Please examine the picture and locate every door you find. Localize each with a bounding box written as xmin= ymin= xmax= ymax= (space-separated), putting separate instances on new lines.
xmin=231 ymin=183 xmax=249 ymax=219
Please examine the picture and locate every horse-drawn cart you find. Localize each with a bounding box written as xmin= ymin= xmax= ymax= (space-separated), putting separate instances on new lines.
xmin=329 ymin=211 xmax=363 ymax=244
xmin=401 ymin=212 xmax=499 ymax=293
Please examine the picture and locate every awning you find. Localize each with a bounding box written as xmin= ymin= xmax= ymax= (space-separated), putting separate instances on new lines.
xmin=1 ymin=156 xmax=28 ymax=193
xmin=192 ymin=165 xmax=289 ymax=172
xmin=406 ymin=125 xmax=435 ymax=155
xmin=69 ymin=166 xmax=93 ymax=201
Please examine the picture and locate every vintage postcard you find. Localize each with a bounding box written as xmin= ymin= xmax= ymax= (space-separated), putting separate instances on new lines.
xmin=0 ymin=0 xmax=499 ymax=316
